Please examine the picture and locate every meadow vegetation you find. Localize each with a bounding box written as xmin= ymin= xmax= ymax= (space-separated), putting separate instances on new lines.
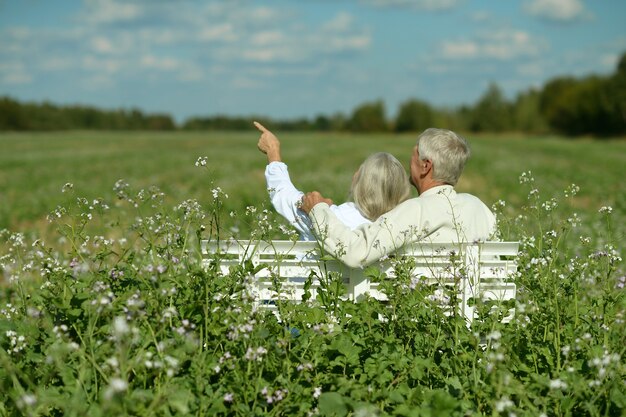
xmin=1 ymin=131 xmax=624 ymax=416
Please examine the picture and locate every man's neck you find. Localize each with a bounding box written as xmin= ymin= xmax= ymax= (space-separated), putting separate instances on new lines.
xmin=418 ymin=180 xmax=447 ymax=195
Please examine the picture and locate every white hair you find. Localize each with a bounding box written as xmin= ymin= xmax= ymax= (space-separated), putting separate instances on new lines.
xmin=417 ymin=128 xmax=470 ymax=186
xmin=350 ymin=152 xmax=411 ymax=221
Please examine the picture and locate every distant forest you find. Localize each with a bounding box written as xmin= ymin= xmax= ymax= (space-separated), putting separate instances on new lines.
xmin=2 ymin=52 xmax=624 ymax=137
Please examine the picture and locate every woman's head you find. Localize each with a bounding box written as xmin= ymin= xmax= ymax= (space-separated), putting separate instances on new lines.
xmin=350 ymin=152 xmax=411 ymax=221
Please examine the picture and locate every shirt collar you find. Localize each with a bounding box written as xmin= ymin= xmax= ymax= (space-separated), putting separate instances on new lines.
xmin=419 ymin=184 xmax=454 ymax=197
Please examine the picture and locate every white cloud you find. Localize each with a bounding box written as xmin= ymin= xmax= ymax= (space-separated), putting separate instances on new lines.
xmin=91 ymin=36 xmax=115 ymax=54
xmin=251 ymin=31 xmax=285 ymax=46
xmin=360 ymin=0 xmax=461 ymax=10
xmin=231 ymin=76 xmax=265 ymax=89
xmin=3 ymin=73 xmax=32 ymax=84
xmin=441 ymin=30 xmax=544 ymax=60
xmin=523 ymin=0 xmax=587 ymax=22
xmin=82 ymin=0 xmax=143 ymax=24
xmin=82 ymin=55 xmax=123 ymax=74
xmin=198 ymin=23 xmax=238 ymax=43
xmin=323 ymin=12 xmax=354 ymax=32
xmin=600 ymin=53 xmax=618 ymax=69
xmin=327 ymin=35 xmax=370 ymax=52
xmin=41 ymin=57 xmax=75 ymax=71
xmin=360 ymin=0 xmax=459 ymax=10
xmin=237 ymin=12 xmax=370 ymax=64
xmin=0 ymin=61 xmax=32 ymax=85
xmin=140 ymin=55 xmax=180 ymax=71
xmin=517 ymin=62 xmax=543 ymax=76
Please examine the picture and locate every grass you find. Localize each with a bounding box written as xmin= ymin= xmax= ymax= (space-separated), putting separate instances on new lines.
xmin=1 ymin=130 xmax=625 ymax=245
xmin=0 ymin=130 xmax=625 ymax=415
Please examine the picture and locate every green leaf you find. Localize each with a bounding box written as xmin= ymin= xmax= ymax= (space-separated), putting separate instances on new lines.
xmin=318 ymin=392 xmax=348 ymax=417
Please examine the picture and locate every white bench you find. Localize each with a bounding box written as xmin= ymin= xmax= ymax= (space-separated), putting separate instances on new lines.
xmin=201 ymin=239 xmax=518 ymax=325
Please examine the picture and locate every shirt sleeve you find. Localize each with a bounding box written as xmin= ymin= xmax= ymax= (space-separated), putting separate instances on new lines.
xmin=265 ymin=161 xmax=315 ymax=239
xmin=309 ymin=200 xmax=440 ymax=268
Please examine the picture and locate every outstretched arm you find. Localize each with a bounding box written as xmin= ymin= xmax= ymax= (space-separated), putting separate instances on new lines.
xmin=255 ymin=122 xmax=319 ymax=239
xmin=254 ymin=121 xmax=281 ymax=163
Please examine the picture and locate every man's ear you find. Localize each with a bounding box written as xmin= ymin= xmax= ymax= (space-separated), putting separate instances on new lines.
xmin=422 ymin=159 xmax=432 ymax=175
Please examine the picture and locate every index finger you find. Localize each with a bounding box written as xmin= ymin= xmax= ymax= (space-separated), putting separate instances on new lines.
xmin=253 ymin=121 xmax=268 ymax=133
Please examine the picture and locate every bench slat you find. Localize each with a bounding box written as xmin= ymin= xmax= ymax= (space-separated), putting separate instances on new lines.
xmin=202 ymin=239 xmax=518 ymax=325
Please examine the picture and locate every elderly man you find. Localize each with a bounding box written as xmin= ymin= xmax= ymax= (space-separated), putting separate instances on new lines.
xmin=300 ymin=128 xmax=496 ymax=268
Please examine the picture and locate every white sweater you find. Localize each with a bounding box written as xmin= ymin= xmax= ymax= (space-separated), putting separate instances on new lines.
xmin=309 ymin=184 xmax=497 ymax=268
xmin=265 ymin=161 xmax=370 ymax=240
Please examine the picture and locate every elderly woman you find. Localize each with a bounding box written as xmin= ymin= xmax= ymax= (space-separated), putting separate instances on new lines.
xmin=255 ymin=121 xmax=410 ymax=241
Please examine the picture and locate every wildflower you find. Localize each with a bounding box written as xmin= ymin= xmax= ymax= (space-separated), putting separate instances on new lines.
xmin=549 ymin=379 xmax=568 ymax=390
xmin=104 ymin=378 xmax=128 ymax=400
xmin=61 ymin=182 xmax=73 ymax=193
xmin=564 ymin=183 xmax=580 ymax=197
xmin=313 ymin=387 xmax=322 ymax=399
xmin=566 ymin=213 xmax=581 ymax=227
xmin=17 ymin=393 xmax=36 ymax=409
xmin=545 ymin=230 xmax=557 ymax=238
xmin=223 ymin=393 xmax=234 ymax=403
xmin=519 ymin=171 xmax=534 ymax=184
xmin=244 ymin=346 xmax=268 ymax=362
xmin=495 ymin=396 xmax=513 ymax=412
xmin=486 ymin=330 xmax=502 ymax=342
xmin=598 ymin=206 xmax=613 ymax=214
xmin=6 ymin=330 xmax=27 ymax=354
xmin=112 ymin=316 xmax=130 ymax=338
xmin=212 ymin=187 xmax=228 ymax=199
xmin=297 ymin=362 xmax=314 ymax=372
xmin=195 ymin=156 xmax=208 ymax=167
xmin=541 ymin=198 xmax=557 ymax=211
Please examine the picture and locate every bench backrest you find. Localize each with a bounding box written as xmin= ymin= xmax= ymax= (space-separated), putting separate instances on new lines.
xmin=201 ymin=239 xmax=518 ymax=324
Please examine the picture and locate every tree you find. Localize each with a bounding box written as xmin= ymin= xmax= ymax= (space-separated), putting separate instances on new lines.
xmin=0 ymin=96 xmax=28 ymax=130
xmin=469 ymin=83 xmax=511 ymax=132
xmin=394 ymin=99 xmax=434 ymax=132
xmin=608 ymin=51 xmax=626 ymax=133
xmin=511 ymin=89 xmax=547 ymax=133
xmin=348 ymin=100 xmax=388 ymax=132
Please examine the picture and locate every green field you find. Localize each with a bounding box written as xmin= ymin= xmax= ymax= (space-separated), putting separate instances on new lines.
xmin=1 ymin=131 xmax=625 ymax=415
xmin=1 ymin=131 xmax=625 ymax=244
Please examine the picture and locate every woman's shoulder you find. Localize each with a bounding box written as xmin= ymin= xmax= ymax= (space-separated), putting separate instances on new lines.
xmin=330 ymin=202 xmax=370 ymax=229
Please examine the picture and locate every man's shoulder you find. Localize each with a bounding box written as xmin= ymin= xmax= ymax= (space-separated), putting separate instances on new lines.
xmin=456 ymin=192 xmax=490 ymax=207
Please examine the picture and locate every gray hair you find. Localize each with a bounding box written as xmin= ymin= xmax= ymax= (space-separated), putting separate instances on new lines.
xmin=416 ymin=128 xmax=470 ymax=186
xmin=350 ymin=152 xmax=411 ymax=221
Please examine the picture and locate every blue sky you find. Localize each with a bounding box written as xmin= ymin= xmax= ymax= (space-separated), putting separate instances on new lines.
xmin=1 ymin=0 xmax=625 ymax=122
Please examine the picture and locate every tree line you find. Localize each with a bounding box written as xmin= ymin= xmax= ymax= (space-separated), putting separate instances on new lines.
xmin=2 ymin=52 xmax=624 ymax=137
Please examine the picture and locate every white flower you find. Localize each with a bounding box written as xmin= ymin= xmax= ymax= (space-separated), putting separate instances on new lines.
xmin=195 ymin=156 xmax=208 ymax=167
xmin=104 ymin=377 xmax=128 ymax=399
xmin=495 ymin=396 xmax=513 ymax=412
xmin=112 ymin=316 xmax=130 ymax=338
xmin=549 ymin=379 xmax=568 ymax=390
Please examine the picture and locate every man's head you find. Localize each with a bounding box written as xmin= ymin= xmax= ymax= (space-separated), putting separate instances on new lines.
xmin=410 ymin=128 xmax=470 ymax=193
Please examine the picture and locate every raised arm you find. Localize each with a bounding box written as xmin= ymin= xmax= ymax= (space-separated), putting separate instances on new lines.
xmin=254 ymin=121 xmax=318 ymax=239
xmin=255 ymin=121 xmax=281 ymax=163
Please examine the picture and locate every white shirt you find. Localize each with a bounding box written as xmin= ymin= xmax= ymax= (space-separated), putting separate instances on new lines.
xmin=309 ymin=184 xmax=497 ymax=268
xmin=265 ymin=161 xmax=370 ymax=240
